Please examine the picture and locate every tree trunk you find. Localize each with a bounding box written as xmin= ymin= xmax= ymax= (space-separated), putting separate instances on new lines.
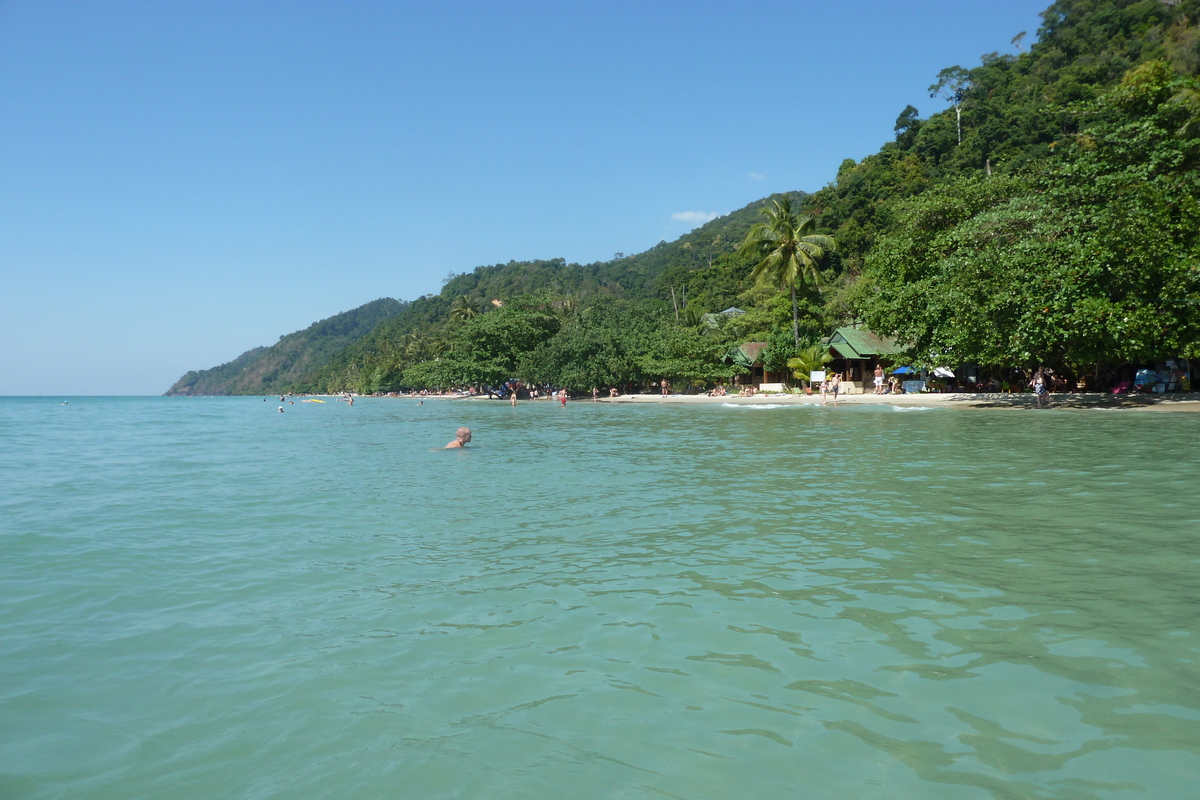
xmin=791 ymin=283 xmax=799 ymax=346
xmin=671 ymin=286 xmax=679 ymax=322
xmin=955 ymin=105 xmax=963 ymax=145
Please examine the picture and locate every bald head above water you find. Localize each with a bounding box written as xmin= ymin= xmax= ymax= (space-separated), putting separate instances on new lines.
xmin=446 ymin=427 xmax=472 ymax=448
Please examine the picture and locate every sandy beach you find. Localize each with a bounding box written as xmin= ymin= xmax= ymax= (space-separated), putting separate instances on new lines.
xmin=594 ymin=391 xmax=1200 ymax=412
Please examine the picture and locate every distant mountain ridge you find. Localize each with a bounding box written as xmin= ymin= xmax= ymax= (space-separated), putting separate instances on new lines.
xmin=166 ymin=298 xmax=406 ymax=395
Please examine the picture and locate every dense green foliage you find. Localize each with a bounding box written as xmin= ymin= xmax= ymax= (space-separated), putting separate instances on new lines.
xmin=169 ymin=0 xmax=1200 ymax=395
xmin=844 ymin=4 xmax=1200 ymax=375
xmin=855 ymin=74 xmax=1200 ymax=369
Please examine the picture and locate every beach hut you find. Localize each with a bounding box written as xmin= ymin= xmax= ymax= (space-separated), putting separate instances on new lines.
xmin=725 ymin=341 xmax=786 ymax=388
xmin=826 ymin=327 xmax=903 ymax=393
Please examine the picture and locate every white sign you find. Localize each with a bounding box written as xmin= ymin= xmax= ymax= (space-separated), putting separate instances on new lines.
xmin=810 ymin=370 xmax=826 ymax=383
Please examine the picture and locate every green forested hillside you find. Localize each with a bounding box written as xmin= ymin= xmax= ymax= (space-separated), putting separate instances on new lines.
xmin=304 ymin=194 xmax=803 ymax=393
xmin=166 ymin=298 xmax=406 ymax=395
xmin=837 ymin=0 xmax=1200 ymax=370
xmin=169 ymin=0 xmax=1200 ymax=395
xmin=167 ymin=345 xmax=269 ymax=396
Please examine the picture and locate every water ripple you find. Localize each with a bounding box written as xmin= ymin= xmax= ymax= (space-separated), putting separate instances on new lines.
xmin=1 ymin=397 xmax=1198 ymax=798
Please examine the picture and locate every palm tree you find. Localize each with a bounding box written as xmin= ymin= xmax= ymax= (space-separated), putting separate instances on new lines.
xmin=679 ymin=303 xmax=707 ymax=328
xmin=403 ymin=333 xmax=428 ymax=360
xmin=425 ymin=337 xmax=447 ymax=359
xmin=450 ymin=295 xmax=481 ymax=324
xmin=786 ymin=345 xmax=832 ymax=391
xmin=738 ymin=197 xmax=835 ymax=345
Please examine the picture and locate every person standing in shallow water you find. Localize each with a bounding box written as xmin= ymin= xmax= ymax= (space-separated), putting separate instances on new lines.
xmin=830 ymin=373 xmax=841 ymax=405
xmin=1030 ymin=368 xmax=1050 ymax=408
xmin=445 ymin=427 xmax=472 ymax=448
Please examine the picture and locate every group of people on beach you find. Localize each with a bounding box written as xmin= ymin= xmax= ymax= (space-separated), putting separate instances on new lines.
xmin=504 ymin=382 xmax=580 ymax=406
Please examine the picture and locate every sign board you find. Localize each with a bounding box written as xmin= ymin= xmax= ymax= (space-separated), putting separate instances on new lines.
xmin=810 ymin=370 xmax=826 ymax=383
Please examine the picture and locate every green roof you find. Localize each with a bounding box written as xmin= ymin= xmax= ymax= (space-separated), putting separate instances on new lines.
xmin=828 ymin=327 xmax=902 ymax=359
xmin=726 ymin=341 xmax=766 ymax=368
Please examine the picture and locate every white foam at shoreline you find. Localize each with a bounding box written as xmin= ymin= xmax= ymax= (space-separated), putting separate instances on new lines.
xmin=722 ymin=402 xmax=783 ymax=409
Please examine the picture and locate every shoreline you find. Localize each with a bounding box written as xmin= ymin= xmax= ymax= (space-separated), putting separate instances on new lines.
xmin=589 ymin=391 xmax=1200 ymax=412
xmin=336 ymin=391 xmax=1200 ymax=412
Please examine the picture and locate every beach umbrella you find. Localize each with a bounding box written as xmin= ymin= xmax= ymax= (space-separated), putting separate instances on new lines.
xmin=933 ymin=367 xmax=955 ymax=378
xmin=892 ymin=366 xmax=914 ymax=374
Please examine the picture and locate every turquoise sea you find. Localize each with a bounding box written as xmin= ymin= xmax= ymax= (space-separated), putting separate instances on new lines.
xmin=1 ymin=396 xmax=1198 ymax=799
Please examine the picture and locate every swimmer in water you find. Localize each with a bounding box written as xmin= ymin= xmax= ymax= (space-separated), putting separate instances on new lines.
xmin=445 ymin=426 xmax=472 ymax=448
xmin=278 ymin=406 xmax=284 ymax=413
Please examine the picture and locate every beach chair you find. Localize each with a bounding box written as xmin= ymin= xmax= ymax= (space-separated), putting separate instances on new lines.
xmin=1111 ymin=381 xmax=1131 ymax=395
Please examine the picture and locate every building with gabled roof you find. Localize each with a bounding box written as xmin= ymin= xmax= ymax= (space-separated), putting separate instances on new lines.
xmin=725 ymin=341 xmax=786 ymax=387
xmin=826 ymin=327 xmax=903 ymax=392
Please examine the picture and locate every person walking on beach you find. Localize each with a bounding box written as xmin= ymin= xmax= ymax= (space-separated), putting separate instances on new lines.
xmin=874 ymin=364 xmax=884 ymax=395
xmin=1030 ymin=368 xmax=1049 ymax=408
xmin=445 ymin=427 xmax=472 ymax=448
xmin=820 ymin=377 xmax=829 ymax=406
xmin=661 ymin=379 xmax=669 ymax=397
xmin=830 ymin=372 xmax=841 ymax=405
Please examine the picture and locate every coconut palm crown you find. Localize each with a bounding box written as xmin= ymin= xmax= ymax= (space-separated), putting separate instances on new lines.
xmin=737 ymin=197 xmax=835 ymax=345
xmin=449 ymin=295 xmax=481 ymax=324
xmin=786 ymin=345 xmax=832 ymax=390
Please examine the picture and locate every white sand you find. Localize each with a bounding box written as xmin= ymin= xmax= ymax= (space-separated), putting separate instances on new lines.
xmin=595 ymin=391 xmax=1200 ymax=412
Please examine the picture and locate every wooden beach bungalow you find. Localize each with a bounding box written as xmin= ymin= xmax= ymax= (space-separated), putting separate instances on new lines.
xmin=727 ymin=341 xmax=786 ymax=388
xmin=827 ymin=327 xmax=902 ymax=393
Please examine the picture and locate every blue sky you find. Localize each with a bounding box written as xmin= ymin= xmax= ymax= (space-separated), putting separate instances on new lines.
xmin=0 ymin=0 xmax=1050 ymax=395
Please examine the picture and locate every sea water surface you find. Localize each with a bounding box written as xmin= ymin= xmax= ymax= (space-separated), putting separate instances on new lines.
xmin=1 ymin=396 xmax=1198 ymax=799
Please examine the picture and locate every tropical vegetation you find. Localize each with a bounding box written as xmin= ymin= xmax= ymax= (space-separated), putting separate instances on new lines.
xmin=168 ymin=0 xmax=1200 ymax=397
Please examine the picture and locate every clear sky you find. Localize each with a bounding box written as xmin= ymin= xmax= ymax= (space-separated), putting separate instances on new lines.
xmin=0 ymin=0 xmax=1051 ymax=395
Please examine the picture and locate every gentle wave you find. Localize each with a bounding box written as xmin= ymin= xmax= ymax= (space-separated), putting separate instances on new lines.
xmin=720 ymin=402 xmax=792 ymax=409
